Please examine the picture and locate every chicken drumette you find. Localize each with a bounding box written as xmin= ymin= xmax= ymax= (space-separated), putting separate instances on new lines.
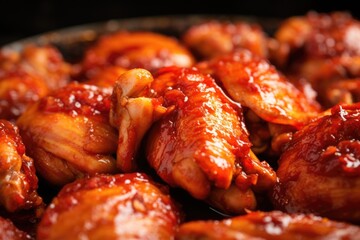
xmin=37 ymin=173 xmax=181 ymax=239
xmin=16 ymin=83 xmax=118 ymax=186
xmin=0 ymin=119 xmax=42 ymax=212
xmin=272 ymin=103 xmax=360 ymax=223
xmin=0 ymin=45 xmax=71 ymax=121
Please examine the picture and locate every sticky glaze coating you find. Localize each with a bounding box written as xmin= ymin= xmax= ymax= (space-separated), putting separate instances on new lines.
xmin=80 ymin=31 xmax=195 ymax=75
xmin=196 ymin=49 xmax=321 ymax=128
xmin=176 ymin=210 xmax=360 ymax=239
xmin=273 ymin=11 xmax=360 ymax=65
xmin=0 ymin=120 xmax=42 ymax=212
xmin=271 ymin=11 xmax=360 ymax=108
xmin=142 ymin=67 xmax=276 ymax=214
xmin=0 ymin=45 xmax=70 ymax=121
xmin=0 ymin=216 xmax=31 ymax=240
xmin=37 ymin=173 xmax=181 ymax=240
xmin=272 ymin=103 xmax=360 ymax=222
xmin=182 ymin=20 xmax=269 ymax=60
xmin=38 ymin=82 xmax=113 ymax=120
xmin=196 ymin=50 xmax=321 ymax=158
xmin=16 ymin=83 xmax=118 ymax=186
xmin=147 ymin=67 xmax=251 ymax=190
xmin=0 ymin=70 xmax=48 ymax=122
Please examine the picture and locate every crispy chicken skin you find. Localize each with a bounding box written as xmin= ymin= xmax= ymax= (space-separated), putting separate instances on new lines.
xmin=0 ymin=216 xmax=31 ymax=240
xmin=176 ymin=211 xmax=360 ymax=240
xmin=271 ymin=11 xmax=360 ymax=108
xmin=182 ymin=20 xmax=269 ymax=60
xmin=110 ymin=67 xmax=276 ymax=214
xmin=272 ymin=103 xmax=360 ymax=222
xmin=80 ymin=31 xmax=195 ymax=76
xmin=37 ymin=173 xmax=181 ymax=240
xmin=0 ymin=120 xmax=42 ymax=212
xmin=0 ymin=45 xmax=70 ymax=121
xmin=16 ymin=83 xmax=118 ymax=186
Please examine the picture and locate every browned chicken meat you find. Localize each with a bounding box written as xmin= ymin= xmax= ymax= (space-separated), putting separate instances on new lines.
xmin=176 ymin=210 xmax=360 ymax=239
xmin=80 ymin=31 xmax=195 ymax=78
xmin=0 ymin=119 xmax=42 ymax=212
xmin=0 ymin=216 xmax=31 ymax=240
xmin=83 ymin=65 xmax=127 ymax=91
xmin=196 ymin=49 xmax=321 ymax=157
xmin=36 ymin=173 xmax=181 ymax=239
xmin=1 ymin=11 xmax=359 ymax=239
xmin=0 ymin=45 xmax=71 ymax=121
xmin=182 ymin=20 xmax=269 ymax=60
xmin=110 ymin=67 xmax=276 ymax=214
xmin=16 ymin=83 xmax=118 ymax=186
xmin=272 ymin=103 xmax=360 ymax=223
xmin=271 ymin=11 xmax=360 ymax=108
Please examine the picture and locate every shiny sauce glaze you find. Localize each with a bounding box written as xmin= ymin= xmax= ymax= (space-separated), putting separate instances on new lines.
xmin=146 ymin=66 xmax=251 ymax=191
xmin=38 ymin=83 xmax=112 ymax=120
xmin=37 ymin=173 xmax=181 ymax=239
xmin=285 ymin=103 xmax=360 ymax=177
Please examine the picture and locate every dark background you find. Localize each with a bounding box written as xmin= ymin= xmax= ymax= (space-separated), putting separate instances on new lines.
xmin=0 ymin=1 xmax=359 ymax=46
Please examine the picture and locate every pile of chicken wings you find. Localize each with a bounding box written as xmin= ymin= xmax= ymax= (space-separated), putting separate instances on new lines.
xmin=0 ymin=11 xmax=360 ymax=239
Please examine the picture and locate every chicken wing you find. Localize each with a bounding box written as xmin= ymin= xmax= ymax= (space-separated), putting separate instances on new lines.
xmin=271 ymin=11 xmax=360 ymax=108
xmin=16 ymin=83 xmax=118 ymax=186
xmin=176 ymin=210 xmax=360 ymax=239
xmin=0 ymin=119 xmax=42 ymax=212
xmin=0 ymin=70 xmax=49 ymax=122
xmin=0 ymin=45 xmax=70 ymax=121
xmin=196 ymin=50 xmax=321 ymax=157
xmin=110 ymin=67 xmax=276 ymax=214
xmin=36 ymin=173 xmax=181 ymax=239
xmin=80 ymin=31 xmax=195 ymax=77
xmin=182 ymin=20 xmax=269 ymax=60
xmin=272 ymin=103 xmax=360 ymax=222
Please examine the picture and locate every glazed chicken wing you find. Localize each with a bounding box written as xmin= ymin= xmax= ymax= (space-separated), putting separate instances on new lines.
xmin=0 ymin=70 xmax=48 ymax=122
xmin=196 ymin=50 xmax=320 ymax=128
xmin=37 ymin=173 xmax=181 ymax=240
xmin=271 ymin=11 xmax=360 ymax=108
xmin=16 ymin=83 xmax=118 ymax=186
xmin=0 ymin=120 xmax=42 ymax=212
xmin=272 ymin=103 xmax=360 ymax=222
xmin=182 ymin=20 xmax=269 ymax=60
xmin=110 ymin=67 xmax=276 ymax=214
xmin=80 ymin=31 xmax=195 ymax=77
xmin=196 ymin=50 xmax=321 ymax=157
xmin=324 ymin=78 xmax=360 ymax=106
xmin=0 ymin=45 xmax=70 ymax=121
xmin=19 ymin=45 xmax=71 ymax=91
xmin=176 ymin=211 xmax=360 ymax=240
